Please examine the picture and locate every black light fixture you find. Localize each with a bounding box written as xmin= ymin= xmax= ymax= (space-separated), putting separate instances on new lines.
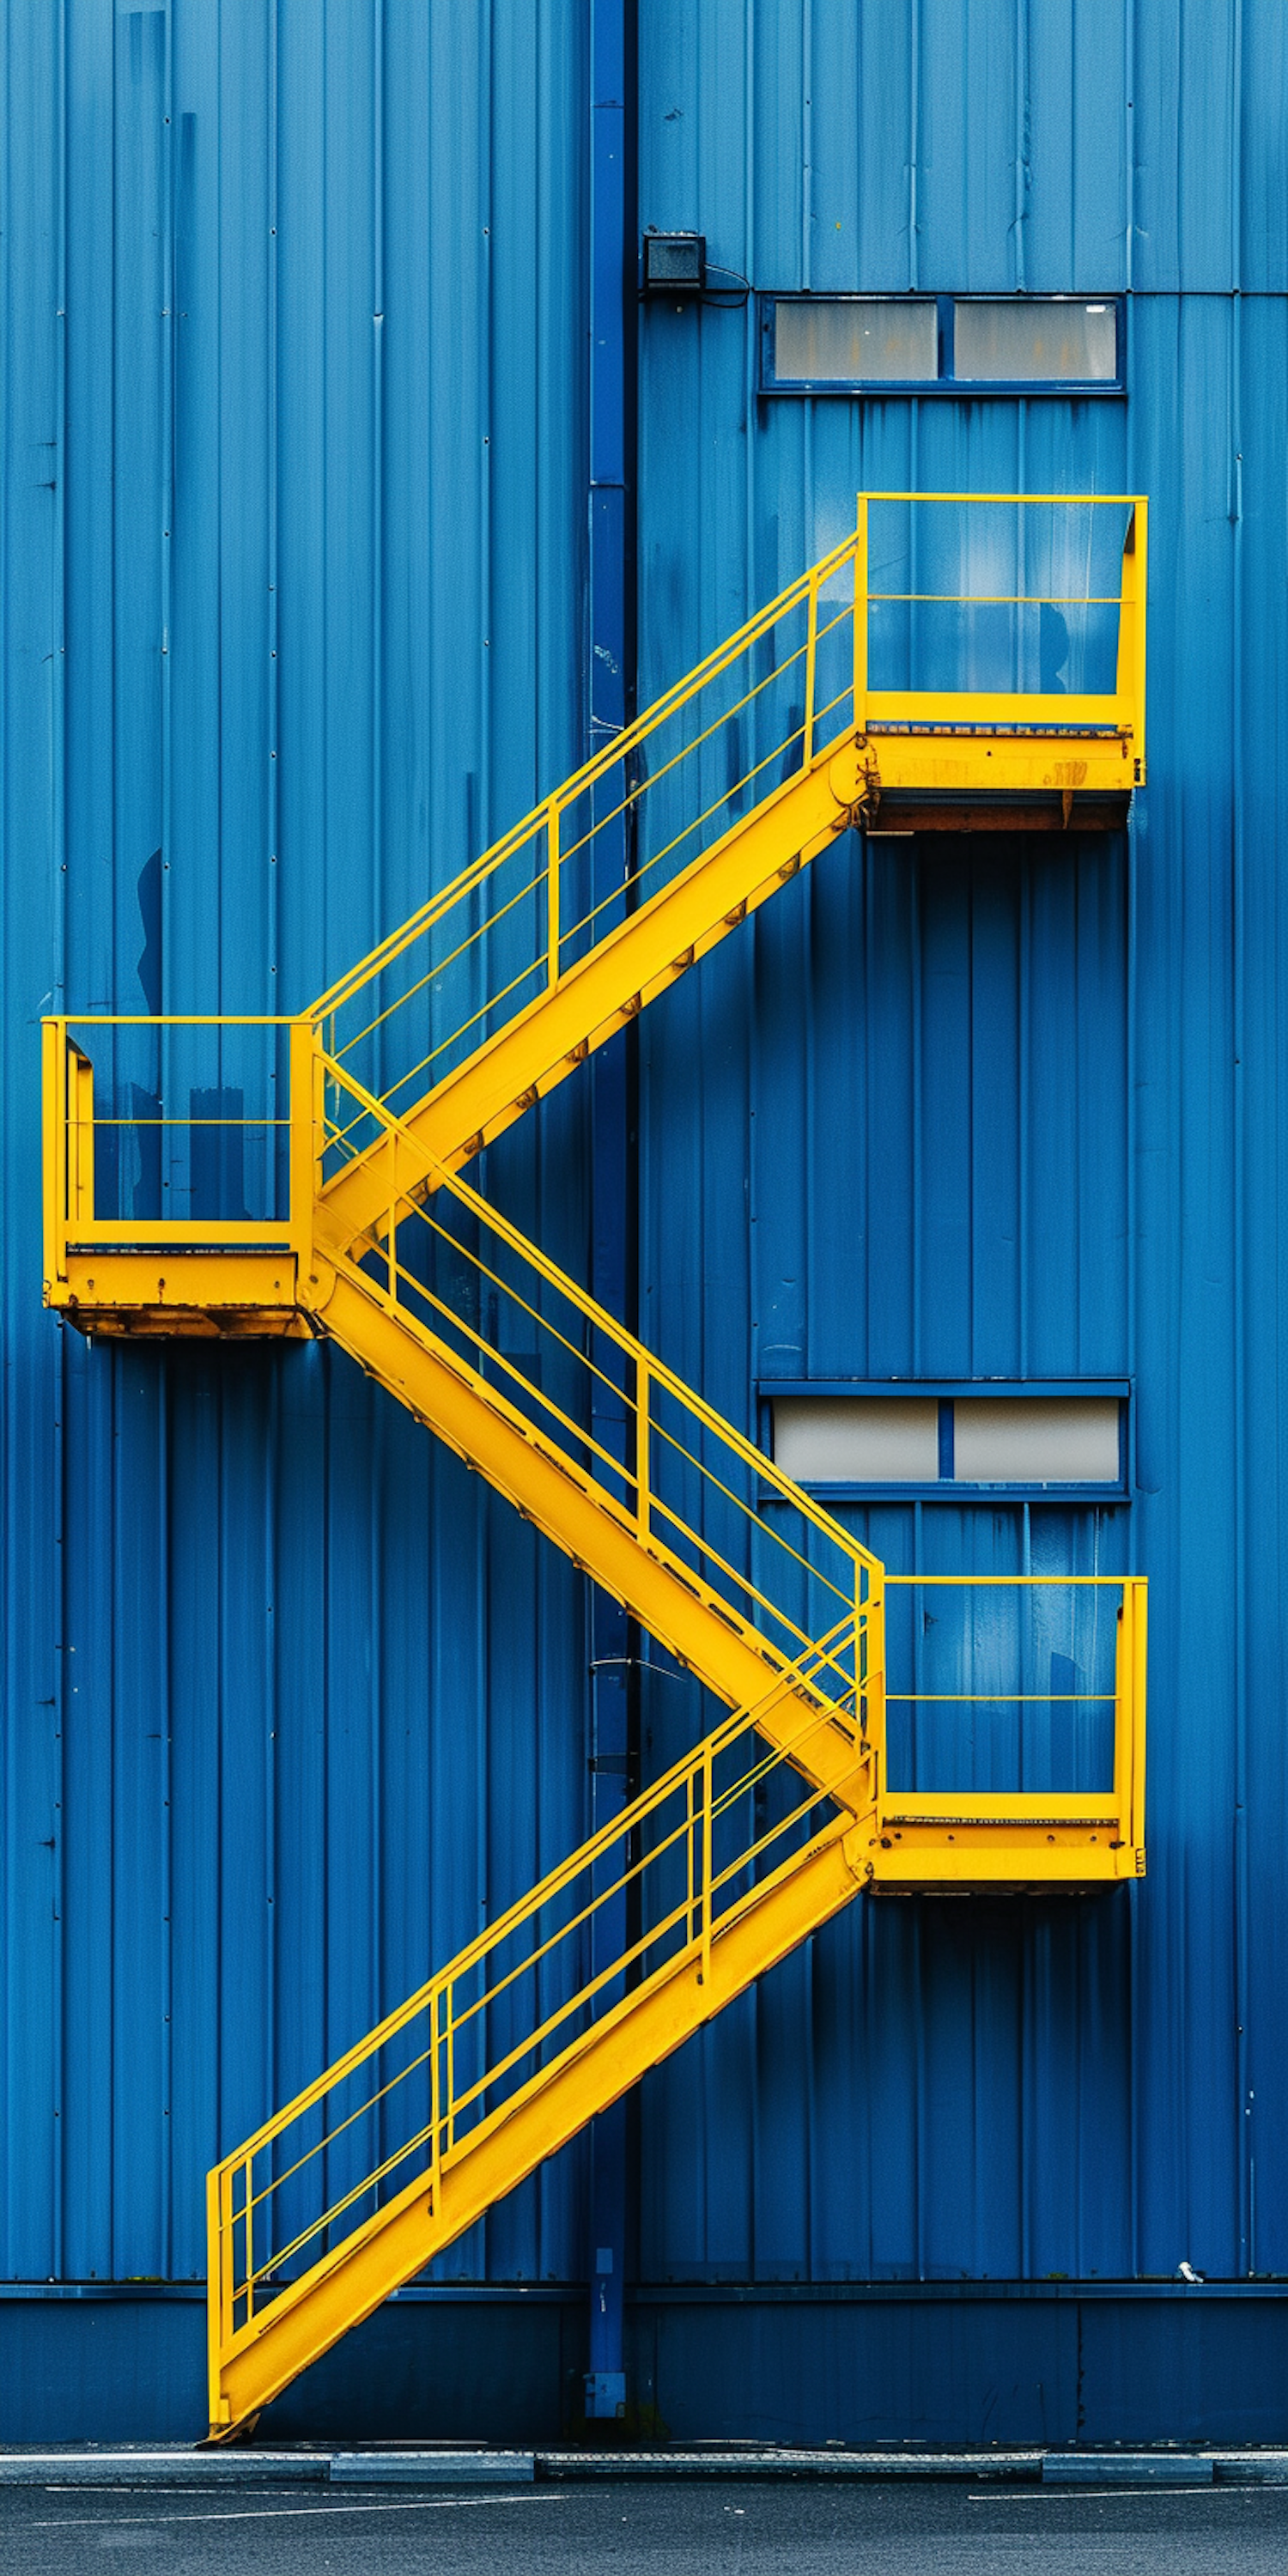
xmin=642 ymin=231 xmax=707 ymax=296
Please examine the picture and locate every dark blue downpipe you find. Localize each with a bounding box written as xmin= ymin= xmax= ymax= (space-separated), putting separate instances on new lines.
xmin=584 ymin=0 xmax=635 ymax=2429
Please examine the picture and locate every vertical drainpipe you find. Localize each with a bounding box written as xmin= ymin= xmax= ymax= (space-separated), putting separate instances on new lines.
xmin=585 ymin=0 xmax=635 ymax=2429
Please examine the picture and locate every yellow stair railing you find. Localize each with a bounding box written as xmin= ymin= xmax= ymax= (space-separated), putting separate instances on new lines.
xmin=205 ymin=1556 xmax=1145 ymax=2435
xmin=39 ymin=493 xmax=1148 ymax=2439
xmin=310 ymin=492 xmax=1145 ymax=1232
xmin=207 ymin=1664 xmax=875 ymax=2433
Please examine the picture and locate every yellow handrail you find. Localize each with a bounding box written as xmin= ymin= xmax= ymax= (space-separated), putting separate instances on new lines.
xmin=317 ymin=1049 xmax=879 ymax=1695
xmin=208 ymin=1639 xmax=866 ymax=2344
xmin=301 ymin=495 xmax=1145 ymax=1127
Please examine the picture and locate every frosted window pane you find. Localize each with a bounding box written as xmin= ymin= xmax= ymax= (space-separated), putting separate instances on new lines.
xmin=773 ymin=1398 xmax=939 ymax=1483
xmin=774 ymin=300 xmax=938 ymax=384
xmin=953 ymin=301 xmax=1117 ymax=384
xmin=952 ymin=1400 xmax=1120 ymax=1483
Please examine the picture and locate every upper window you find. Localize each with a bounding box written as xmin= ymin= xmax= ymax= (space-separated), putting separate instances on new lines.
xmin=761 ymin=296 xmax=1124 ymax=397
xmin=767 ymin=1386 xmax=1127 ymax=1498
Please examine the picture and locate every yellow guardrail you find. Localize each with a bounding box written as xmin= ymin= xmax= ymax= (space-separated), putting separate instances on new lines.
xmin=41 ymin=1019 xmax=1146 ymax=1884
xmin=207 ymin=1652 xmax=861 ymax=2372
xmin=316 ymin=1048 xmax=883 ymax=1710
xmin=204 ymin=1565 xmax=1145 ymax=2396
xmin=304 ymin=495 xmax=1145 ymax=1123
xmin=41 ymin=493 xmax=1149 ymax=2439
xmin=876 ymin=1571 xmax=1146 ymax=1877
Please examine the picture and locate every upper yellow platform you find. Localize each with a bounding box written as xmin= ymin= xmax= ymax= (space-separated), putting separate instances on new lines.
xmin=854 ymin=490 xmax=1145 ymax=830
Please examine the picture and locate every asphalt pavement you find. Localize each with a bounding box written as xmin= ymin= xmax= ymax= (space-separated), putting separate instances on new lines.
xmin=5 ymin=2476 xmax=1288 ymax=2573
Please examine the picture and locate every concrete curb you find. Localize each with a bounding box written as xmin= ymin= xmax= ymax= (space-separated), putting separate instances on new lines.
xmin=3 ymin=2445 xmax=1288 ymax=2488
xmin=331 ymin=2451 xmax=535 ymax=2485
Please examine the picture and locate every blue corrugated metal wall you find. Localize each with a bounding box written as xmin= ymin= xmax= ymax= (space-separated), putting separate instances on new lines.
xmin=4 ymin=0 xmax=1288 ymax=2440
xmin=3 ymin=1 xmax=593 ymax=2302
xmin=634 ymin=0 xmax=1288 ymax=2310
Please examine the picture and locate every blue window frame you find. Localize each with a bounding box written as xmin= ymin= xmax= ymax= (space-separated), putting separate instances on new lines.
xmin=759 ymin=1382 xmax=1131 ymax=1503
xmin=759 ymin=295 xmax=1126 ymax=398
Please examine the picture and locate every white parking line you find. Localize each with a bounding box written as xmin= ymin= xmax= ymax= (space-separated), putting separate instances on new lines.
xmin=968 ymin=2489 xmax=1252 ymax=2503
xmin=33 ymin=2494 xmax=567 ymax=2529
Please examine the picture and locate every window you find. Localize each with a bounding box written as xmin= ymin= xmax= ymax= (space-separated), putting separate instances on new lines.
xmin=952 ymin=299 xmax=1118 ymax=386
xmin=771 ymin=297 xmax=939 ymax=386
xmin=952 ymin=1399 xmax=1119 ymax=1484
xmin=774 ymin=1396 xmax=940 ymax=1485
xmin=761 ymin=296 xmax=1124 ymax=397
xmin=767 ymin=1386 xmax=1127 ymax=1497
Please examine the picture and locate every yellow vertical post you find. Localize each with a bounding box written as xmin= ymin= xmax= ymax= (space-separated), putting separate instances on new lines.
xmin=635 ymin=1357 xmax=650 ymax=1539
xmin=446 ymin=1983 xmax=455 ymax=2154
xmin=242 ymin=2157 xmax=254 ymax=2325
xmin=1133 ymin=498 xmax=1148 ymax=775
xmin=803 ymin=569 xmax=818 ymax=766
xmin=686 ymin=1768 xmax=696 ymax=1949
xmin=546 ymin=799 xmax=562 ymax=989
xmin=1112 ymin=1588 xmax=1131 ymax=1836
xmin=216 ymin=2161 xmax=235 ymax=2349
xmin=1115 ymin=501 xmax=1148 ymax=774
xmin=700 ymin=1740 xmax=714 ymax=1987
xmin=863 ymin=1566 xmax=886 ymax=1809
xmin=1112 ymin=1578 xmax=1147 ymax=1862
xmin=289 ymin=1020 xmax=318 ymax=1283
xmin=206 ymin=2164 xmax=231 ymax=2430
xmin=42 ymin=1019 xmax=66 ymax=1290
xmin=386 ymin=1126 xmax=398 ymax=1300
xmin=1130 ymin=1577 xmax=1148 ymax=1860
xmin=429 ymin=1987 xmax=440 ymax=2215
xmin=70 ymin=1046 xmax=95 ymax=1230
xmin=853 ymin=497 xmax=869 ymax=735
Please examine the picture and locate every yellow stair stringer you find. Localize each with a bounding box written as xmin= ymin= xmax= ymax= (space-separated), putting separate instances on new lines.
xmin=213 ymin=1817 xmax=869 ymax=2433
xmin=311 ymin=1252 xmax=872 ymax=1814
xmin=314 ymin=732 xmax=869 ymax=1245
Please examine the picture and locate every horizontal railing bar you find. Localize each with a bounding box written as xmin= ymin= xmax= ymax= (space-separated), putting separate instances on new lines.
xmin=887 ymin=1692 xmax=1115 ymax=1703
xmin=48 ymin=1013 xmax=299 ymax=1027
xmin=860 ymin=490 xmax=1142 ymax=505
xmin=68 ymin=1223 xmax=295 ymax=1246
xmin=884 ymin=1573 xmax=1129 ymax=1585
xmin=868 ymin=592 xmax=1121 ymax=607
xmin=88 ymin=1118 xmax=290 ymax=1129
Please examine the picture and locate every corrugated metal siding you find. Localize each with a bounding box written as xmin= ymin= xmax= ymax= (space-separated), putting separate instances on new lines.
xmin=635 ymin=0 xmax=1288 ymax=2287
xmin=3 ymin=2 xmax=592 ymax=2286
xmin=5 ymin=0 xmax=1288 ymax=2348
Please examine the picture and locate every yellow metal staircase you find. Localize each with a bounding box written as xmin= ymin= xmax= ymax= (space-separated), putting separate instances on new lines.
xmin=40 ymin=496 xmax=1148 ymax=2437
